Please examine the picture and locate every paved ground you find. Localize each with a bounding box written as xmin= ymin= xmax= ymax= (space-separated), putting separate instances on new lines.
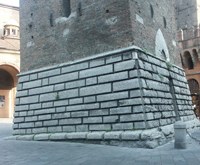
xmin=1 ymin=119 xmax=200 ymax=165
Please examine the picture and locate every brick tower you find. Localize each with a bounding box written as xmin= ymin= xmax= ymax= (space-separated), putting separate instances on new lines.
xmin=13 ymin=0 xmax=197 ymax=148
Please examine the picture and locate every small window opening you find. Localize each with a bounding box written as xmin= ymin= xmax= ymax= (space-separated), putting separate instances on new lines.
xmin=161 ymin=49 xmax=167 ymax=60
xmin=6 ymin=29 xmax=10 ymax=35
xmin=78 ymin=2 xmax=82 ymax=16
xmin=163 ymin=17 xmax=167 ymax=28
xmin=184 ymin=51 xmax=194 ymax=69
xmin=63 ymin=0 xmax=71 ymax=17
xmin=12 ymin=29 xmax=16 ymax=35
xmin=150 ymin=4 xmax=154 ymax=18
xmin=50 ymin=13 xmax=53 ymax=27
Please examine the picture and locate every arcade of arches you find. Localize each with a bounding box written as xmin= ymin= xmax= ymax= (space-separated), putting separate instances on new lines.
xmin=181 ymin=48 xmax=200 ymax=117
xmin=0 ymin=65 xmax=19 ymax=118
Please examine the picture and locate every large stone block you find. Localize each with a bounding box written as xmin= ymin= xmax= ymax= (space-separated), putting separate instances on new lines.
xmin=80 ymin=84 xmax=111 ymax=96
xmin=97 ymin=91 xmax=129 ymax=101
xmin=49 ymin=72 xmax=78 ymax=84
xmin=23 ymin=80 xmax=42 ymax=89
xmin=38 ymin=68 xmax=60 ymax=78
xmin=59 ymin=118 xmax=82 ymax=125
xmin=83 ymin=117 xmax=102 ymax=124
xmin=98 ymin=71 xmax=128 ymax=83
xmin=114 ymin=60 xmax=136 ymax=71
xmin=20 ymin=96 xmax=39 ymax=104
xmin=80 ymin=65 xmax=113 ymax=78
xmin=113 ymin=79 xmax=140 ymax=91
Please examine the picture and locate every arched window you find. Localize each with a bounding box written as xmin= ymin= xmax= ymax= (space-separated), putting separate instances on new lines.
xmin=183 ymin=51 xmax=194 ymax=69
xmin=0 ymin=69 xmax=13 ymax=90
xmin=188 ymin=79 xmax=199 ymax=94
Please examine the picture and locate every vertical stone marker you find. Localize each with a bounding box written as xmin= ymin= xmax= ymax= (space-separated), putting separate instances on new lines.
xmin=174 ymin=121 xmax=186 ymax=149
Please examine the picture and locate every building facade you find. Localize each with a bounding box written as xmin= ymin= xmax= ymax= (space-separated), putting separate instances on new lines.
xmin=0 ymin=4 xmax=20 ymax=118
xmin=13 ymin=0 xmax=197 ymax=148
xmin=176 ymin=0 xmax=200 ymax=117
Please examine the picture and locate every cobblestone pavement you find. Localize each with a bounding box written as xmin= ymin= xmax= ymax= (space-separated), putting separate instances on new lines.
xmin=1 ymin=119 xmax=200 ymax=165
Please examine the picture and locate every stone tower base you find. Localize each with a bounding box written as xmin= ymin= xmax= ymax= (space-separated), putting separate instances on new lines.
xmin=13 ymin=46 xmax=197 ymax=148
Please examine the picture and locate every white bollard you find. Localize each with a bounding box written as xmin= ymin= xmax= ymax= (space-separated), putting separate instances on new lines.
xmin=174 ymin=121 xmax=186 ymax=149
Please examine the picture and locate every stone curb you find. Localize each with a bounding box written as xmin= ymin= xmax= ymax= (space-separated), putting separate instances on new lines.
xmin=9 ymin=120 xmax=200 ymax=148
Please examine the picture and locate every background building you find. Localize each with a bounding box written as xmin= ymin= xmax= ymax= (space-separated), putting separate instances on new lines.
xmin=176 ymin=0 xmax=200 ymax=117
xmin=0 ymin=4 xmax=20 ymax=118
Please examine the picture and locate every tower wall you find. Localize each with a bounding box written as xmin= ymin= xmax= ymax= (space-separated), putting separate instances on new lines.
xmin=175 ymin=0 xmax=198 ymax=28
xmin=13 ymin=47 xmax=196 ymax=148
xmin=20 ymin=0 xmax=180 ymax=71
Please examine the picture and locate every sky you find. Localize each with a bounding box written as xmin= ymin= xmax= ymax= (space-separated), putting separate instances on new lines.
xmin=0 ymin=0 xmax=19 ymax=7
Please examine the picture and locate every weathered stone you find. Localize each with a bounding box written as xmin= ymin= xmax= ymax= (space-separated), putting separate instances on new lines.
xmin=141 ymin=129 xmax=163 ymax=140
xmin=113 ymin=79 xmax=139 ymax=92
xmin=114 ymin=60 xmax=136 ymax=72
xmin=80 ymin=65 xmax=113 ymax=78
xmin=66 ymin=132 xmax=87 ymax=139
xmin=34 ymin=134 xmax=50 ymax=141
xmin=83 ymin=117 xmax=102 ymax=124
xmin=110 ymin=107 xmax=132 ymax=115
xmin=49 ymin=133 xmax=67 ymax=140
xmin=104 ymin=132 xmax=122 ymax=140
xmin=80 ymin=84 xmax=111 ymax=96
xmin=98 ymin=71 xmax=128 ymax=83
xmin=49 ymin=72 xmax=78 ymax=84
xmin=17 ymin=135 xmax=34 ymax=141
xmin=112 ymin=123 xmax=134 ymax=130
xmin=97 ymin=92 xmax=129 ymax=102
xmin=89 ymin=124 xmax=111 ymax=131
xmin=121 ymin=131 xmax=142 ymax=140
xmin=87 ymin=132 xmax=105 ymax=140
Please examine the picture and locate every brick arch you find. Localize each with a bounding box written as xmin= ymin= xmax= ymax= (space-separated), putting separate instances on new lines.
xmin=0 ymin=64 xmax=19 ymax=118
xmin=0 ymin=64 xmax=19 ymax=87
xmin=183 ymin=51 xmax=194 ymax=69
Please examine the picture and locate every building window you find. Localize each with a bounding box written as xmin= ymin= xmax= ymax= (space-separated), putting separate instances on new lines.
xmin=150 ymin=4 xmax=154 ymax=18
xmin=188 ymin=79 xmax=199 ymax=94
xmin=163 ymin=17 xmax=167 ymax=28
xmin=0 ymin=96 xmax=5 ymax=108
xmin=3 ymin=25 xmax=19 ymax=38
xmin=63 ymin=0 xmax=71 ymax=17
xmin=192 ymin=49 xmax=198 ymax=66
xmin=183 ymin=51 xmax=194 ymax=69
xmin=0 ymin=69 xmax=13 ymax=89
